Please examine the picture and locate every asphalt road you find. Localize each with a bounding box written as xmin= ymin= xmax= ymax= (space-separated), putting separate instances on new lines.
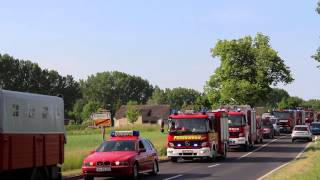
xmin=79 ymin=134 xmax=311 ymax=180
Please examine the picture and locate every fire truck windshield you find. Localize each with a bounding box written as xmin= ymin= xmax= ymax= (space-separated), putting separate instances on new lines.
xmin=169 ymin=118 xmax=208 ymax=134
xmin=273 ymin=112 xmax=290 ymax=119
xmin=228 ymin=115 xmax=245 ymax=127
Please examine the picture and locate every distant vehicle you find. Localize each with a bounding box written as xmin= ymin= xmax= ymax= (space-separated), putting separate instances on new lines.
xmin=262 ymin=113 xmax=280 ymax=136
xmin=226 ymin=105 xmax=263 ymax=151
xmin=161 ymin=110 xmax=229 ymax=162
xmin=262 ymin=119 xmax=274 ymax=139
xmin=310 ymin=122 xmax=320 ymax=135
xmin=0 ymin=90 xmax=65 ymax=180
xmin=291 ymin=125 xmax=312 ymax=143
xmin=82 ymin=131 xmax=159 ymax=180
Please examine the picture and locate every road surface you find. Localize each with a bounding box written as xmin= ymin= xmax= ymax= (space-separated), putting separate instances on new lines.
xmin=78 ymin=135 xmax=310 ymax=180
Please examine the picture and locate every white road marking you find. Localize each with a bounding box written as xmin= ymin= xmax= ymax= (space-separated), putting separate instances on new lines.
xmin=163 ymin=174 xmax=183 ymax=180
xmin=237 ymin=136 xmax=285 ymax=160
xmin=256 ymin=141 xmax=312 ymax=180
xmin=208 ymin=164 xmax=220 ymax=168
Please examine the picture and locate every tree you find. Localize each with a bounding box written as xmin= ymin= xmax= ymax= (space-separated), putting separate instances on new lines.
xmin=302 ymin=99 xmax=320 ymax=111
xmin=261 ymin=88 xmax=290 ymax=108
xmin=278 ymin=96 xmax=304 ymax=109
xmin=206 ymin=33 xmax=294 ymax=107
xmin=0 ymin=53 xmax=81 ymax=115
xmin=81 ymin=101 xmax=102 ymax=121
xmin=313 ymin=1 xmax=320 ymax=66
xmin=126 ymin=101 xmax=140 ymax=124
xmin=81 ymin=71 xmax=153 ymax=114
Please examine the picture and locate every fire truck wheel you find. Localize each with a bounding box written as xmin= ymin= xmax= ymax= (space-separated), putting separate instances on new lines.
xmin=243 ymin=143 xmax=249 ymax=152
xmin=221 ymin=145 xmax=227 ymax=159
xmin=170 ymin=157 xmax=178 ymax=163
xmin=260 ymin=137 xmax=263 ymax=144
xmin=84 ymin=175 xmax=94 ymax=180
xmin=30 ymin=167 xmax=49 ymax=180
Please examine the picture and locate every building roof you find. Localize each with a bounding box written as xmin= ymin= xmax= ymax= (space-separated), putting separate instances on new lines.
xmin=115 ymin=105 xmax=170 ymax=121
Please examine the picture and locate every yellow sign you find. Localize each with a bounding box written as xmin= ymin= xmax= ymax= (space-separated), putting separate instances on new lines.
xmin=173 ymin=135 xmax=204 ymax=141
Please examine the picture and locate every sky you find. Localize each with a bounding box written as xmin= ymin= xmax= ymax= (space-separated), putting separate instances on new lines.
xmin=0 ymin=0 xmax=319 ymax=100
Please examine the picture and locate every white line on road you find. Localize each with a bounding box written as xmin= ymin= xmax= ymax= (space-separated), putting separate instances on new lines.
xmin=163 ymin=174 xmax=183 ymax=180
xmin=256 ymin=141 xmax=312 ymax=180
xmin=208 ymin=164 xmax=221 ymax=168
xmin=237 ymin=137 xmax=284 ymax=160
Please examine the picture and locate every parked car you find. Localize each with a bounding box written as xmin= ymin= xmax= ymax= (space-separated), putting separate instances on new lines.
xmin=291 ymin=125 xmax=312 ymax=143
xmin=262 ymin=119 xmax=274 ymax=139
xmin=310 ymin=122 xmax=320 ymax=135
xmin=82 ymin=131 xmax=159 ymax=180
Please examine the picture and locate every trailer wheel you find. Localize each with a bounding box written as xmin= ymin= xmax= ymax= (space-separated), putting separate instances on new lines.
xmin=30 ymin=168 xmax=49 ymax=180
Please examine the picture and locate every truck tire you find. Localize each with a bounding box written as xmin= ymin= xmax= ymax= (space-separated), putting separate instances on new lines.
xmin=243 ymin=142 xmax=249 ymax=152
xmin=221 ymin=144 xmax=227 ymax=159
xmin=84 ymin=175 xmax=94 ymax=180
xmin=30 ymin=168 xmax=49 ymax=180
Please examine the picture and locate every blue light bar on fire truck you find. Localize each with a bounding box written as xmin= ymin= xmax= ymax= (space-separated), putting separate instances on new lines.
xmin=110 ymin=131 xmax=140 ymax=137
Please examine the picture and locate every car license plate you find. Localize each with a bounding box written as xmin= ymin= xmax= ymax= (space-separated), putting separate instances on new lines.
xmin=96 ymin=167 xmax=111 ymax=172
xmin=182 ymin=150 xmax=193 ymax=153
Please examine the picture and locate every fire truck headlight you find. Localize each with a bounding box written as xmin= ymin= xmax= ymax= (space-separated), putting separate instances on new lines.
xmin=177 ymin=144 xmax=182 ymax=147
xmin=194 ymin=143 xmax=198 ymax=147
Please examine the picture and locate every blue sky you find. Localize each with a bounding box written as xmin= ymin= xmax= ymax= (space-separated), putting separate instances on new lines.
xmin=0 ymin=0 xmax=319 ymax=100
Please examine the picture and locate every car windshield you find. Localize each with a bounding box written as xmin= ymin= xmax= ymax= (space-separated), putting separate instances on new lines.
xmin=228 ymin=115 xmax=244 ymax=127
xmin=169 ymin=118 xmax=208 ymax=134
xmin=262 ymin=120 xmax=273 ymax=128
xmin=294 ymin=127 xmax=308 ymax=131
xmin=311 ymin=123 xmax=320 ymax=129
xmin=96 ymin=140 xmax=136 ymax=152
xmin=273 ymin=112 xmax=290 ymax=119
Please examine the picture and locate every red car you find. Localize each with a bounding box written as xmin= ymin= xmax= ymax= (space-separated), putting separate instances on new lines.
xmin=82 ymin=131 xmax=159 ymax=180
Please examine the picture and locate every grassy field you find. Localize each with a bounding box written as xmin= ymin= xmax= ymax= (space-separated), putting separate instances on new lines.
xmin=265 ymin=140 xmax=320 ymax=180
xmin=63 ymin=124 xmax=167 ymax=173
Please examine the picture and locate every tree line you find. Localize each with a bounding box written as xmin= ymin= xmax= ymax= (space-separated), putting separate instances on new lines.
xmin=1 ymin=31 xmax=320 ymax=124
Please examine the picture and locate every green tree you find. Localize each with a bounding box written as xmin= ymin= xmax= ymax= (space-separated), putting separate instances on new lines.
xmin=278 ymin=96 xmax=304 ymax=109
xmin=126 ymin=101 xmax=140 ymax=124
xmin=313 ymin=1 xmax=320 ymax=65
xmin=81 ymin=71 xmax=154 ymax=114
xmin=81 ymin=101 xmax=102 ymax=121
xmin=302 ymin=99 xmax=320 ymax=111
xmin=206 ymin=33 xmax=294 ymax=107
xmin=261 ymin=88 xmax=290 ymax=108
xmin=0 ymin=54 xmax=81 ymax=115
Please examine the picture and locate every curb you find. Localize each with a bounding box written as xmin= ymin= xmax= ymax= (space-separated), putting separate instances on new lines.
xmin=62 ymin=158 xmax=170 ymax=180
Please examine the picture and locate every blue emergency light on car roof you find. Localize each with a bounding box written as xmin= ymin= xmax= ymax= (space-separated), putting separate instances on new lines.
xmin=110 ymin=131 xmax=140 ymax=137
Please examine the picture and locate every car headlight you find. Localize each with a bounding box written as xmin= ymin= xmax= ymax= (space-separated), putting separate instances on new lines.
xmin=84 ymin=162 xmax=94 ymax=167
xmin=114 ymin=161 xmax=129 ymax=166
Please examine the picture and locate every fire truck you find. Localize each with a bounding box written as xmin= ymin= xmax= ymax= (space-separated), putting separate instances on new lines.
xmin=161 ymin=110 xmax=229 ymax=162
xmin=223 ymin=105 xmax=263 ymax=151
xmin=304 ymin=109 xmax=316 ymax=125
xmin=272 ymin=109 xmax=305 ymax=133
xmin=0 ymin=90 xmax=65 ymax=180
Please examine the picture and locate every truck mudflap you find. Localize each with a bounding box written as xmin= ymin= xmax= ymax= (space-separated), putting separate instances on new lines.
xmin=167 ymin=147 xmax=212 ymax=157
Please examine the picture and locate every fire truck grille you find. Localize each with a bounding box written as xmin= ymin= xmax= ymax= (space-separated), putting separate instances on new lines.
xmin=229 ymin=132 xmax=240 ymax=137
xmin=96 ymin=161 xmax=111 ymax=166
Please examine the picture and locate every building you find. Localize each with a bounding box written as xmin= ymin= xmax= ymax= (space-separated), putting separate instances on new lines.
xmin=114 ymin=105 xmax=170 ymax=127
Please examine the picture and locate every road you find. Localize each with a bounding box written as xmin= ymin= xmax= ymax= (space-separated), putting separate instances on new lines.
xmin=79 ymin=135 xmax=311 ymax=180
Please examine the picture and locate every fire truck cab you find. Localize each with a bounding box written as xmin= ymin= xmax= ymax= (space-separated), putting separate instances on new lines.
xmin=162 ymin=110 xmax=229 ymax=162
xmin=225 ymin=106 xmax=262 ymax=151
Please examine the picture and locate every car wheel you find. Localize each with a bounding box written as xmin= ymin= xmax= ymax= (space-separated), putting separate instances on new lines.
xmin=84 ymin=175 xmax=94 ymax=180
xmin=130 ymin=163 xmax=139 ymax=180
xmin=150 ymin=160 xmax=158 ymax=176
xmin=170 ymin=157 xmax=178 ymax=163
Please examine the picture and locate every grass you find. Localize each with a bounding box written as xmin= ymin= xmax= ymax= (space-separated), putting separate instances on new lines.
xmin=62 ymin=124 xmax=167 ymax=173
xmin=265 ymin=140 xmax=320 ymax=180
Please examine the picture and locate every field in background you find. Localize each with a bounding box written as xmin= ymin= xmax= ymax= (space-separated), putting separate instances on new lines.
xmin=63 ymin=124 xmax=167 ymax=172
xmin=266 ymin=139 xmax=320 ymax=180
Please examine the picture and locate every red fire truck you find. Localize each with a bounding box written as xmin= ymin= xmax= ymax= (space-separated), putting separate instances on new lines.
xmin=161 ymin=110 xmax=229 ymax=162
xmin=305 ymin=109 xmax=316 ymax=125
xmin=272 ymin=110 xmax=305 ymax=132
xmin=0 ymin=90 xmax=65 ymax=180
xmin=224 ymin=106 xmax=263 ymax=151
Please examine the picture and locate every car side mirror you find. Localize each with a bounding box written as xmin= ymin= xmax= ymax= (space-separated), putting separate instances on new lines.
xmin=90 ymin=150 xmax=95 ymax=154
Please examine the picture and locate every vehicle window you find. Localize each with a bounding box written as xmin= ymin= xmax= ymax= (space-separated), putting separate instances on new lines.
xmin=169 ymin=118 xmax=208 ymax=134
xmin=96 ymin=140 xmax=136 ymax=152
xmin=311 ymin=123 xmax=320 ymax=129
xmin=146 ymin=139 xmax=156 ymax=150
xmin=139 ymin=140 xmax=145 ymax=149
xmin=142 ymin=139 xmax=152 ymax=151
xmin=294 ymin=127 xmax=308 ymax=131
